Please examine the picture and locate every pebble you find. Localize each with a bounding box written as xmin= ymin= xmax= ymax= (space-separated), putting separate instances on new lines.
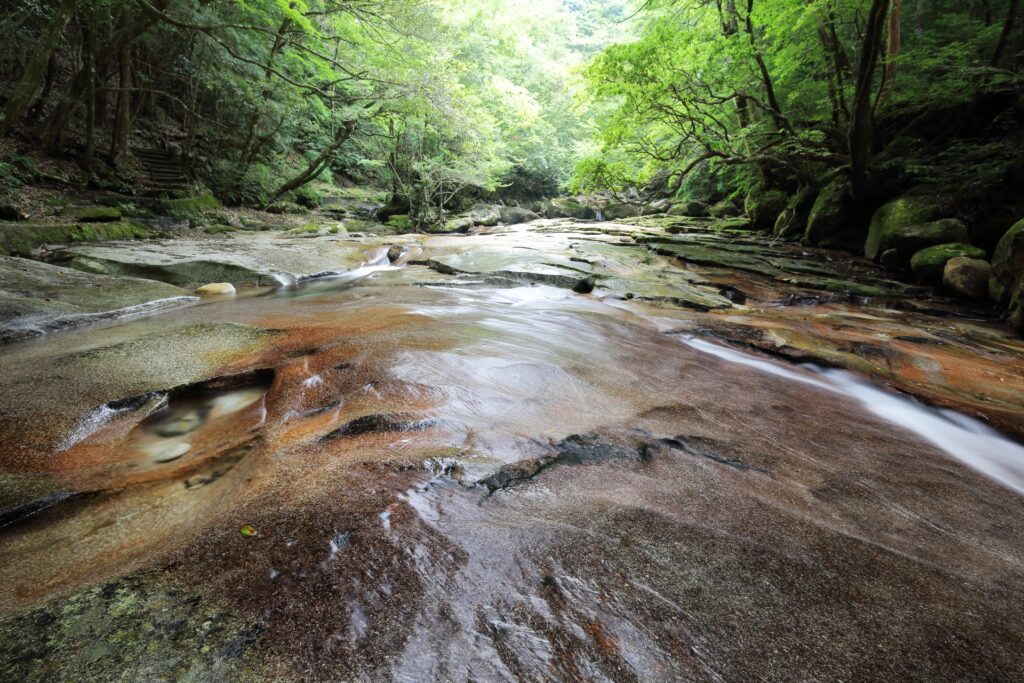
xmin=195 ymin=282 xmax=236 ymax=296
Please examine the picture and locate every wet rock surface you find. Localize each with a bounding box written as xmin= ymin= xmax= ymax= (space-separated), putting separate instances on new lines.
xmin=0 ymin=256 xmax=194 ymax=342
xmin=1 ymin=215 xmax=1023 ymax=681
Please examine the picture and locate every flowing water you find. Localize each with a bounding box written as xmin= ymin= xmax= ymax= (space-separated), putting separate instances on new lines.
xmin=1 ymin=219 xmax=1023 ymax=681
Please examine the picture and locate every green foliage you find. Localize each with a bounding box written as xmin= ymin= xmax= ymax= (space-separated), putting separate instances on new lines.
xmin=575 ymin=0 xmax=1024 ymax=198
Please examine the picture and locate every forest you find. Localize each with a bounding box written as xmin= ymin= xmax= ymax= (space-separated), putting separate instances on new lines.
xmin=1 ymin=2 xmax=1022 ymax=242
xmin=2 ymin=2 xmax=1024 ymax=682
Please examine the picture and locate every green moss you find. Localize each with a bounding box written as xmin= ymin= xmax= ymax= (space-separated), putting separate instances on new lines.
xmin=204 ymin=224 xmax=238 ymax=234
xmin=991 ymin=219 xmax=1024 ymax=299
xmin=160 ymin=193 xmax=220 ymax=220
xmin=72 ymin=207 xmax=122 ymax=223
xmin=910 ymin=242 xmax=986 ymax=284
xmin=804 ymin=177 xmax=855 ymax=247
xmin=0 ymin=221 xmax=151 ymax=257
xmin=865 ymin=195 xmax=950 ymax=259
xmin=386 ymin=214 xmax=413 ymax=231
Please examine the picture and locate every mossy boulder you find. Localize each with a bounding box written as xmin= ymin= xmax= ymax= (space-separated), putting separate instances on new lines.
xmin=773 ymin=186 xmax=813 ymax=241
xmin=385 ymin=214 xmax=413 ymax=231
xmin=1008 ymin=278 xmax=1024 ymax=331
xmin=667 ymin=201 xmax=708 ymax=218
xmin=989 ymin=219 xmax=1024 ymax=304
xmin=602 ymin=202 xmax=643 ymax=220
xmin=160 ymin=193 xmax=219 ymax=217
xmin=468 ymin=203 xmax=502 ymax=226
xmin=441 ymin=216 xmax=475 ymax=232
xmin=545 ymin=198 xmax=596 ymax=220
xmin=910 ymin=243 xmax=985 ymax=285
xmin=803 ymin=177 xmax=860 ymax=248
xmin=943 ymin=257 xmax=991 ymax=299
xmin=499 ymin=206 xmax=539 ymax=225
xmin=204 ymin=224 xmax=238 ymax=235
xmin=865 ymin=196 xmax=953 ymax=260
xmin=745 ymin=186 xmax=788 ymax=231
xmin=72 ymin=207 xmax=122 ymax=223
xmin=708 ymin=200 xmax=741 ymax=218
xmin=0 ymin=221 xmax=151 ymax=257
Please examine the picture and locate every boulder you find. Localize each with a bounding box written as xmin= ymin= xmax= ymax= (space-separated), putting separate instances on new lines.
xmin=72 ymin=207 xmax=122 ymax=223
xmin=195 ymin=282 xmax=236 ymax=296
xmin=745 ymin=186 xmax=788 ymax=231
xmin=708 ymin=200 xmax=741 ymax=218
xmin=545 ymin=198 xmax=596 ymax=220
xmin=499 ymin=206 xmax=540 ymax=225
xmin=468 ymin=203 xmax=502 ymax=227
xmin=989 ymin=219 xmax=1024 ymax=304
xmin=865 ymin=196 xmax=953 ymax=260
xmin=646 ymin=198 xmax=673 ymax=215
xmin=667 ymin=201 xmax=708 ymax=218
xmin=773 ymin=186 xmax=813 ymax=241
xmin=1008 ymin=278 xmax=1024 ymax=331
xmin=909 ymin=243 xmax=985 ymax=285
xmin=443 ymin=216 xmax=475 ymax=232
xmin=601 ymin=202 xmax=643 ymax=220
xmin=804 ymin=177 xmax=859 ymax=248
xmin=943 ymin=257 xmax=991 ymax=299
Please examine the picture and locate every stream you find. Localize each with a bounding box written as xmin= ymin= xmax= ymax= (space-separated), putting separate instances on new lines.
xmin=1 ymin=216 xmax=1023 ymax=681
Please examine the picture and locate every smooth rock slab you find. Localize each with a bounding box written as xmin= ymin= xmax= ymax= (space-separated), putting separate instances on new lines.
xmin=0 ymin=256 xmax=193 ymax=343
xmin=54 ymin=234 xmax=374 ymax=287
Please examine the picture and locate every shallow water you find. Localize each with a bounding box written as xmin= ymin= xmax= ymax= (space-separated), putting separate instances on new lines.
xmin=1 ymin=221 xmax=1023 ymax=681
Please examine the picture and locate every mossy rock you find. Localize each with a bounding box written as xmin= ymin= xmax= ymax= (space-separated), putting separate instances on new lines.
xmin=545 ymin=198 xmax=596 ymax=220
xmin=990 ymin=219 xmax=1024 ymax=304
xmin=441 ymin=216 xmax=475 ymax=232
xmin=865 ymin=196 xmax=952 ymax=259
xmin=0 ymin=221 xmax=151 ymax=257
xmin=386 ymin=214 xmax=413 ymax=231
xmin=773 ymin=186 xmax=813 ymax=241
xmin=804 ymin=177 xmax=859 ymax=248
xmin=745 ymin=186 xmax=788 ymax=231
xmin=204 ymin=224 xmax=238 ymax=235
xmin=285 ymin=223 xmax=322 ymax=236
xmin=601 ymin=202 xmax=643 ymax=220
xmin=72 ymin=207 xmax=122 ymax=223
xmin=708 ymin=200 xmax=741 ymax=218
xmin=667 ymin=201 xmax=708 ymax=218
xmin=159 ymin=193 xmax=220 ymax=220
xmin=909 ymin=243 xmax=985 ymax=285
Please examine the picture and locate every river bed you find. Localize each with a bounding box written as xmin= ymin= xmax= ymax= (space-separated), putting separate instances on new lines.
xmin=1 ymin=217 xmax=1022 ymax=681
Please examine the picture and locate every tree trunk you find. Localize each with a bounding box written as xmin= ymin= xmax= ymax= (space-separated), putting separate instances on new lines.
xmin=0 ymin=0 xmax=80 ymax=136
xmin=80 ymin=19 xmax=96 ymax=171
xmin=743 ymin=0 xmax=786 ymax=128
xmin=41 ymin=1 xmax=165 ymax=151
xmin=263 ymin=120 xmax=357 ymax=209
xmin=991 ymin=0 xmax=1019 ymax=67
xmin=881 ymin=0 xmax=902 ymax=101
xmin=849 ymin=0 xmax=891 ymax=200
xmin=110 ymin=44 xmax=132 ymax=160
